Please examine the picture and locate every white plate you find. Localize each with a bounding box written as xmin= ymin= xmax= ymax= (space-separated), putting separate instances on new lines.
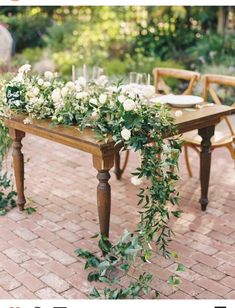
xmin=150 ymin=94 xmax=204 ymax=108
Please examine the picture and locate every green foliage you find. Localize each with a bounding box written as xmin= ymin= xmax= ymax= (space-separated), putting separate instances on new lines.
xmin=0 ymin=122 xmax=11 ymax=164
xmin=2 ymin=6 xmax=234 ymax=76
xmin=187 ymin=33 xmax=229 ymax=65
xmin=0 ymin=172 xmax=17 ymax=216
xmin=2 ymin=7 xmax=52 ymax=52
xmin=25 ymin=207 xmax=37 ymax=215
xmin=75 ymin=233 xmax=155 ymax=299
xmin=0 ymin=118 xmax=16 ymax=216
xmin=12 ymin=48 xmax=44 ymax=67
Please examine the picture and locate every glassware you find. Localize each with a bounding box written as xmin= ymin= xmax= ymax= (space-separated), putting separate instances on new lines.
xmin=139 ymin=73 xmax=151 ymax=85
xmin=129 ymin=72 xmax=138 ymax=84
xmin=92 ymin=66 xmax=104 ymax=80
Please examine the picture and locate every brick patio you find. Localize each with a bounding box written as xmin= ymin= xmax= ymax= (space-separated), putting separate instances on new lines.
xmin=0 ymin=134 xmax=234 ymax=299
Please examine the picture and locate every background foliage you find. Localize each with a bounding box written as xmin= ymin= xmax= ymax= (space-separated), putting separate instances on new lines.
xmin=0 ymin=6 xmax=234 ymax=78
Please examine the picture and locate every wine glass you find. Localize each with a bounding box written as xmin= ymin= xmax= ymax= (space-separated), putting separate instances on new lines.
xmin=141 ymin=73 xmax=151 ymax=85
xmin=92 ymin=66 xmax=104 ymax=80
xmin=129 ymin=72 xmax=138 ymax=84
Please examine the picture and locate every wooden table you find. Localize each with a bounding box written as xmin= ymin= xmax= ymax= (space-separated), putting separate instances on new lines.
xmin=4 ymin=104 xmax=235 ymax=236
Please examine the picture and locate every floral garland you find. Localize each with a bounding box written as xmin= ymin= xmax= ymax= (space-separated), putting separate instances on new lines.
xmin=0 ymin=64 xmax=184 ymax=298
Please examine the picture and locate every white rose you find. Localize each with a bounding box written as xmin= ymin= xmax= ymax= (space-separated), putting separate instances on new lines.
xmin=66 ymin=81 xmax=75 ymax=89
xmin=37 ymin=78 xmax=44 ymax=86
xmin=18 ymin=64 xmax=31 ymax=74
xmin=76 ymin=92 xmax=88 ymax=99
xmin=77 ymin=77 xmax=87 ymax=88
xmin=51 ymin=88 xmax=62 ymax=103
xmin=95 ymin=75 xmax=108 ymax=86
xmin=118 ymin=95 xmax=126 ymax=103
xmin=90 ymin=98 xmax=98 ymax=105
xmin=99 ymin=94 xmax=107 ymax=105
xmin=44 ymin=71 xmax=54 ymax=80
xmin=143 ymin=85 xmax=155 ymax=99
xmin=107 ymin=86 xmax=118 ymax=94
xmin=91 ymin=111 xmax=98 ymax=120
xmin=14 ymin=73 xmax=24 ymax=82
xmin=75 ymin=82 xmax=81 ymax=92
xmin=174 ymin=110 xmax=183 ymax=117
xmin=26 ymin=90 xmax=34 ymax=98
xmin=129 ymin=92 xmax=136 ymax=99
xmin=32 ymin=87 xmax=40 ymax=96
xmin=123 ymin=99 xmax=136 ymax=111
xmin=44 ymin=81 xmax=51 ymax=88
xmin=131 ymin=176 xmax=143 ymax=186
xmin=121 ymin=128 xmax=131 ymax=141
xmin=61 ymin=87 xmax=69 ymax=97
xmin=58 ymin=116 xmax=63 ymax=122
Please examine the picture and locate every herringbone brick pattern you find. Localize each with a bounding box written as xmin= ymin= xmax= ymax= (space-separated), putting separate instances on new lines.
xmin=0 ymin=134 xmax=234 ymax=299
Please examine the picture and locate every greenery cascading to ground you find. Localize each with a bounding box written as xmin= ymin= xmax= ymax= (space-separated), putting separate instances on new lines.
xmin=0 ymin=66 xmax=184 ymax=298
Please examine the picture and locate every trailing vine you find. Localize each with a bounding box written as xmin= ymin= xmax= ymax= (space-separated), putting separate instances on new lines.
xmin=0 ymin=121 xmax=17 ymax=215
xmin=0 ymin=64 xmax=184 ymax=298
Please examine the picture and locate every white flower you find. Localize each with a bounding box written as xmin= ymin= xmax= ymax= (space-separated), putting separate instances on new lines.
xmin=44 ymin=81 xmax=51 ymax=88
xmin=44 ymin=71 xmax=54 ymax=80
xmin=95 ymin=75 xmax=108 ymax=86
xmin=37 ymin=78 xmax=44 ymax=86
xmin=77 ymin=77 xmax=86 ymax=88
xmin=51 ymin=88 xmax=62 ymax=103
xmin=129 ymin=92 xmax=136 ymax=99
xmin=118 ymin=95 xmax=126 ymax=103
xmin=75 ymin=82 xmax=82 ymax=92
xmin=58 ymin=116 xmax=63 ymax=122
xmin=23 ymin=117 xmax=32 ymax=125
xmin=162 ymin=144 xmax=171 ymax=153
xmin=123 ymin=99 xmax=136 ymax=111
xmin=131 ymin=176 xmax=143 ymax=186
xmin=66 ymin=81 xmax=75 ymax=89
xmin=18 ymin=64 xmax=31 ymax=74
xmin=90 ymin=98 xmax=98 ymax=106
xmin=76 ymin=92 xmax=88 ymax=99
xmin=143 ymin=85 xmax=155 ymax=99
xmin=32 ymin=87 xmax=40 ymax=96
xmin=107 ymin=86 xmax=118 ymax=94
xmin=26 ymin=90 xmax=34 ymax=98
xmin=14 ymin=73 xmax=24 ymax=82
xmin=99 ymin=94 xmax=107 ymax=105
xmin=61 ymin=86 xmax=69 ymax=97
xmin=91 ymin=111 xmax=98 ymax=120
xmin=174 ymin=110 xmax=183 ymax=117
xmin=121 ymin=128 xmax=131 ymax=141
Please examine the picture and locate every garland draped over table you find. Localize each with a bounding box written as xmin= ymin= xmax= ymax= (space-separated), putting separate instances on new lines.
xmin=0 ymin=64 xmax=184 ymax=298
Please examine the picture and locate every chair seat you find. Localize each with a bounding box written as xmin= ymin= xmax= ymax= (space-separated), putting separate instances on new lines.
xmin=183 ymin=130 xmax=233 ymax=147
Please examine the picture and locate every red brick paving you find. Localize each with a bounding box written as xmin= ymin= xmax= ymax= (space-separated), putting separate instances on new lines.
xmin=0 ymin=134 xmax=234 ymax=299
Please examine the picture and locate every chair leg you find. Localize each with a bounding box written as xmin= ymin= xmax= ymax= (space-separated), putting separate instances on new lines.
xmin=114 ymin=150 xmax=130 ymax=180
xmin=225 ymin=143 xmax=235 ymax=168
xmin=184 ymin=145 xmax=193 ymax=177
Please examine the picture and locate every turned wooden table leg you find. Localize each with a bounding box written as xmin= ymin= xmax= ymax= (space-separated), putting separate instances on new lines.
xmin=9 ymin=129 xmax=26 ymax=211
xmin=114 ymin=150 xmax=130 ymax=180
xmin=114 ymin=152 xmax=122 ymax=180
xmin=198 ymin=125 xmax=215 ymax=211
xmin=93 ymin=154 xmax=114 ymax=237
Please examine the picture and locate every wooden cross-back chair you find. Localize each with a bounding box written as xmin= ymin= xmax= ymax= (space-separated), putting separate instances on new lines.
xmin=114 ymin=68 xmax=200 ymax=180
xmin=184 ymin=74 xmax=235 ymax=177
xmin=153 ymin=68 xmax=200 ymax=95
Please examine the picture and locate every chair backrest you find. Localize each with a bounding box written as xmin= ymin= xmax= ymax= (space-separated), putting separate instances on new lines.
xmin=203 ymin=74 xmax=235 ymax=137
xmin=153 ymin=68 xmax=200 ymax=95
